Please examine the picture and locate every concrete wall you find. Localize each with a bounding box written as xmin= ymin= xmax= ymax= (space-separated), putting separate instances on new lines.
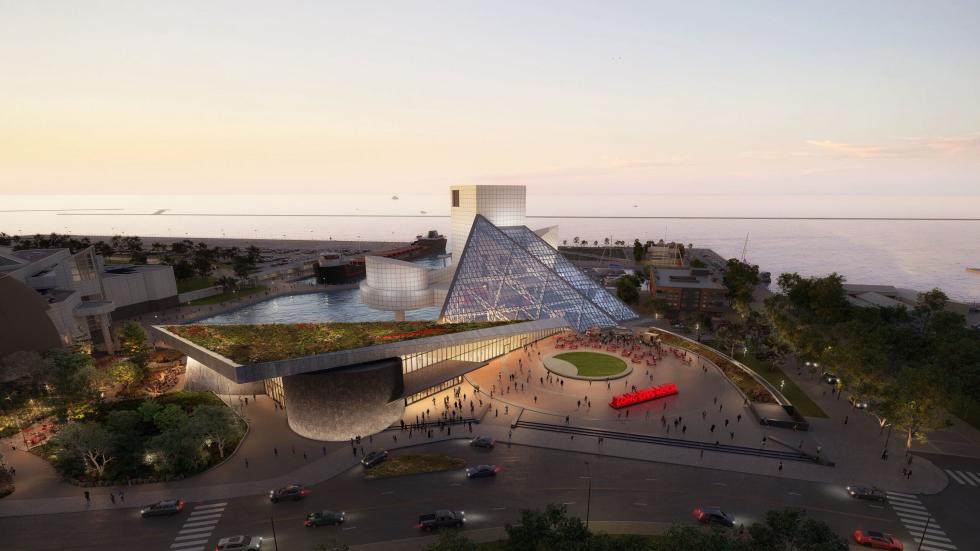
xmin=185 ymin=357 xmax=265 ymax=395
xmin=282 ymin=358 xmax=405 ymax=441
xmin=178 ymin=285 xmax=223 ymax=304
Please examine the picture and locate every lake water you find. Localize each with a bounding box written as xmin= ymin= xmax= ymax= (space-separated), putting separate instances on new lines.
xmin=2 ymin=193 xmax=978 ymax=301
xmin=196 ymin=289 xmax=441 ymax=324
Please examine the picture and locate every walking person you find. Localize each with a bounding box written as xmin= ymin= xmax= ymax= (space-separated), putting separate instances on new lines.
xmin=110 ymin=493 xmax=116 ymax=504
xmin=84 ymin=491 xmax=90 ymax=504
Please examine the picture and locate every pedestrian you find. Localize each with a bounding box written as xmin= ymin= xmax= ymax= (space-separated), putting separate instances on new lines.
xmin=844 ymin=415 xmax=848 ymax=425
xmin=245 ymin=457 xmax=249 ymax=468
xmin=737 ymin=414 xmax=742 ymax=423
xmin=322 ymin=446 xmax=326 ymax=456
xmin=778 ymin=461 xmax=783 ymax=472
xmin=110 ymin=493 xmax=116 ymax=504
xmin=881 ymin=449 xmax=888 ymax=461
xmin=303 ymin=451 xmax=307 ymax=461
xmin=274 ymin=447 xmax=278 ymax=456
xmin=730 ymin=431 xmax=734 ymax=440
xmin=700 ymin=449 xmax=704 ymax=459
xmin=906 ymin=469 xmax=912 ymax=479
xmin=710 ymin=424 xmax=715 ymax=433
xmin=84 ymin=491 xmax=90 ymax=503
xmin=244 ymin=396 xmax=248 ymax=405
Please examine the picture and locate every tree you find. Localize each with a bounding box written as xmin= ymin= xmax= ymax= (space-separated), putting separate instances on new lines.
xmin=109 ymin=361 xmax=145 ymax=389
xmin=616 ymin=275 xmax=641 ymax=304
xmin=153 ymin=404 xmax=189 ymax=433
xmin=572 ymin=236 xmax=580 ymax=245
xmin=232 ymin=254 xmax=255 ymax=281
xmin=193 ymin=255 xmax=213 ymax=279
xmin=173 ymin=259 xmax=196 ymax=280
xmin=216 ymin=276 xmax=238 ymax=293
xmin=190 ymin=405 xmax=243 ymax=458
xmin=691 ymin=258 xmax=706 ymax=268
xmin=46 ymin=350 xmax=95 ymax=406
xmin=885 ymin=368 xmax=948 ymax=453
xmin=723 ymin=259 xmax=760 ymax=314
xmin=116 ymin=322 xmax=148 ymax=359
xmin=915 ymin=288 xmax=948 ymax=329
xmin=632 ymin=239 xmax=645 ymax=263
xmin=52 ymin=423 xmax=114 ymax=478
xmin=505 ymin=504 xmax=590 ymax=551
xmin=747 ymin=508 xmax=847 ymax=551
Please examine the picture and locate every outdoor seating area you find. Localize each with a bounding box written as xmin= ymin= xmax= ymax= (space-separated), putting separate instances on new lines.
xmin=19 ymin=418 xmax=59 ymax=449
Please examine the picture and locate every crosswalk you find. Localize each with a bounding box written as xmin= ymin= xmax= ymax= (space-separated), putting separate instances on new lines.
xmin=885 ymin=491 xmax=956 ymax=551
xmin=170 ymin=501 xmax=227 ymax=551
xmin=944 ymin=469 xmax=980 ymax=486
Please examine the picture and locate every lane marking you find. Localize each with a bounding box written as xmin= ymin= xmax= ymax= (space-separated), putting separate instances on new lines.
xmin=562 ymin=501 xmax=576 ymax=505
xmin=193 ymin=502 xmax=227 ymax=510
xmin=885 ymin=491 xmax=917 ymax=498
xmin=171 ymin=541 xmax=209 ymax=550
xmin=190 ymin=509 xmax=224 ymax=516
xmin=342 ymin=526 xmax=357 ymax=531
xmin=962 ymin=471 xmax=980 ymax=486
xmin=174 ymin=533 xmax=212 ymax=541
xmin=945 ymin=469 xmax=966 ymax=485
xmin=788 ymin=492 xmax=803 ymax=496
xmin=179 ymin=527 xmax=215 ymax=536
xmin=493 ymin=507 xmax=507 ymax=510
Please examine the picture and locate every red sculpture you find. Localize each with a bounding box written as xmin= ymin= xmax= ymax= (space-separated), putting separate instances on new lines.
xmin=609 ymin=383 xmax=678 ymax=409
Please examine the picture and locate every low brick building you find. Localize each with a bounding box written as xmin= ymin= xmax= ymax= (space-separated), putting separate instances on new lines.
xmin=648 ymin=267 xmax=727 ymax=318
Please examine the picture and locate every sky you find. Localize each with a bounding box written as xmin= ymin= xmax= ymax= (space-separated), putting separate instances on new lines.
xmin=1 ymin=1 xmax=979 ymax=196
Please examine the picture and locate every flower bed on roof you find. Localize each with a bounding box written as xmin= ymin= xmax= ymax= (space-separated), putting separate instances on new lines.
xmin=167 ymin=321 xmax=514 ymax=364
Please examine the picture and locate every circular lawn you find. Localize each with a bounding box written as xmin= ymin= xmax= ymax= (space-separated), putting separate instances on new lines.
xmin=552 ymin=352 xmax=628 ymax=378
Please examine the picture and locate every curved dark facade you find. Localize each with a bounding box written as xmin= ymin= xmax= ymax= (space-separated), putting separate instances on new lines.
xmin=282 ymin=357 xmax=405 ymax=441
xmin=0 ymin=276 xmax=62 ymax=358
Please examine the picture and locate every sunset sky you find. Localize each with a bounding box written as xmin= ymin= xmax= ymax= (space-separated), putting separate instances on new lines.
xmin=2 ymin=1 xmax=978 ymax=196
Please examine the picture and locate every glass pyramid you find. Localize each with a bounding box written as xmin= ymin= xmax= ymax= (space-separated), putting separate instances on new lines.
xmin=440 ymin=215 xmax=638 ymax=331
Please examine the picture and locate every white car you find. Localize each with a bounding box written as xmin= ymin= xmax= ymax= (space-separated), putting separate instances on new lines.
xmin=216 ymin=535 xmax=263 ymax=550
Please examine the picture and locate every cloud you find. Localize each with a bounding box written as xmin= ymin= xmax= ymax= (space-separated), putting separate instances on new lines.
xmin=806 ymin=134 xmax=980 ymax=159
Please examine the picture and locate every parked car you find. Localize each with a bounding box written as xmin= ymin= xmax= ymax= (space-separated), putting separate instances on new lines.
xmin=465 ymin=464 xmax=500 ymax=478
xmin=846 ymin=485 xmax=886 ymax=502
xmin=853 ymin=530 xmax=903 ymax=550
xmin=361 ymin=450 xmax=389 ymax=468
xmin=140 ymin=499 xmax=185 ymax=517
xmin=692 ymin=506 xmax=735 ymax=527
xmin=822 ymin=372 xmax=841 ymax=385
xmin=470 ymin=436 xmax=495 ymax=449
xmin=269 ymin=484 xmax=309 ymax=503
xmin=304 ymin=510 xmax=345 ymax=527
xmin=215 ymin=535 xmax=263 ymax=550
xmin=418 ymin=509 xmax=465 ymax=530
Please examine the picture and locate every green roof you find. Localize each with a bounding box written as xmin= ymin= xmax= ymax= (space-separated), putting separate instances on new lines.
xmin=166 ymin=321 xmax=515 ymax=364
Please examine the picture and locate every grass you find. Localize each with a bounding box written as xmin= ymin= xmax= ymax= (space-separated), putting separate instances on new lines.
xmin=176 ymin=276 xmax=217 ymax=293
xmin=554 ymin=352 xmax=628 ymax=377
xmin=364 ymin=454 xmax=465 ymax=480
xmin=184 ymin=284 xmax=267 ymax=306
xmin=740 ymin=352 xmax=828 ymax=418
xmin=168 ymin=321 xmax=514 ymax=364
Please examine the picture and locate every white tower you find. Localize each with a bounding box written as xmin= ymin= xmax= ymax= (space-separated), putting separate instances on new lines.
xmin=449 ymin=185 xmax=526 ymax=263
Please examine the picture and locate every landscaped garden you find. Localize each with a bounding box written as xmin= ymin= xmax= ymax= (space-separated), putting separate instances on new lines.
xmin=553 ymin=352 xmax=628 ymax=377
xmin=168 ymin=321 xmax=516 ymax=364
xmin=739 ymin=352 xmax=827 ymax=418
xmin=35 ymin=391 xmax=245 ymax=485
xmin=645 ymin=328 xmax=776 ymax=404
xmin=364 ymin=454 xmax=465 ymax=480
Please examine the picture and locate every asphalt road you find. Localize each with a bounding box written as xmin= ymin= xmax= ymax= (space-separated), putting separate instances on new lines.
xmin=2 ymin=442 xmax=975 ymax=551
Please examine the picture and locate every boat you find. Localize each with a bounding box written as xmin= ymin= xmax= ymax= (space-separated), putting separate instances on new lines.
xmin=968 ymin=267 xmax=980 ymax=274
xmin=315 ymin=230 xmax=447 ymax=284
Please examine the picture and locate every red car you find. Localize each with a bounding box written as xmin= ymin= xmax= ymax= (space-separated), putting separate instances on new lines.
xmin=854 ymin=530 xmax=903 ymax=550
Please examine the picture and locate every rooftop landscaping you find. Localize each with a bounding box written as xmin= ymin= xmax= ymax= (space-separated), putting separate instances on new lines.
xmin=167 ymin=321 xmax=515 ymax=364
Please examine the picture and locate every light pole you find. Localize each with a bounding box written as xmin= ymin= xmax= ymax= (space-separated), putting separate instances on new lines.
xmin=270 ymin=513 xmax=279 ymax=551
xmin=584 ymin=460 xmax=592 ymax=529
xmin=916 ymin=514 xmax=932 ymax=551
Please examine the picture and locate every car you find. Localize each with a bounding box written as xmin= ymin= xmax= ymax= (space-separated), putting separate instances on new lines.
xmin=465 ymin=464 xmax=500 ymax=478
xmin=849 ymin=396 xmax=869 ymax=409
xmin=304 ymin=510 xmax=345 ymax=527
xmin=215 ymin=535 xmax=263 ymax=550
xmin=470 ymin=436 xmax=495 ymax=449
xmin=140 ymin=499 xmax=185 ymax=517
xmin=361 ymin=450 xmax=389 ymax=468
xmin=269 ymin=484 xmax=309 ymax=503
xmin=692 ymin=506 xmax=735 ymax=527
xmin=846 ymin=485 xmax=886 ymax=502
xmin=822 ymin=372 xmax=841 ymax=385
xmin=418 ymin=509 xmax=465 ymax=530
xmin=853 ymin=530 xmax=903 ymax=550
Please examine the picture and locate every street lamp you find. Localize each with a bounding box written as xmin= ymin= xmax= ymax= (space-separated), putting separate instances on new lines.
xmin=584 ymin=461 xmax=592 ymax=529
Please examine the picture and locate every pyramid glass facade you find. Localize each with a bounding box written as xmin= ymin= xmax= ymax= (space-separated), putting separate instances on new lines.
xmin=440 ymin=216 xmax=637 ymax=331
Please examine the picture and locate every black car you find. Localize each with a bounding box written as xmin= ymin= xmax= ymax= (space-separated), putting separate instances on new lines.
xmin=693 ymin=506 xmax=735 ymax=527
xmin=465 ymin=464 xmax=500 ymax=478
xmin=846 ymin=485 xmax=886 ymax=502
xmin=822 ymin=372 xmax=841 ymax=385
xmin=140 ymin=499 xmax=185 ymax=517
xmin=304 ymin=510 xmax=345 ymax=527
xmin=470 ymin=436 xmax=495 ymax=449
xmin=269 ymin=484 xmax=309 ymax=503
xmin=361 ymin=450 xmax=389 ymax=468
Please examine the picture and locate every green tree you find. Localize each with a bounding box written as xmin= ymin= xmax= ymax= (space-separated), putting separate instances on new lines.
xmin=173 ymin=259 xmax=196 ymax=280
xmin=616 ymin=275 xmax=641 ymax=304
xmin=505 ymin=504 xmax=590 ymax=551
xmin=232 ymin=254 xmax=255 ymax=280
xmin=117 ymin=322 xmax=148 ymax=358
xmin=153 ymin=404 xmax=189 ymax=433
xmin=190 ymin=405 xmax=243 ymax=458
xmin=632 ymin=239 xmax=645 ymax=263
xmin=109 ymin=361 xmax=145 ymax=389
xmin=192 ymin=254 xmax=213 ymax=279
xmin=137 ymin=399 xmax=163 ymax=423
xmin=723 ymin=259 xmax=760 ymax=314
xmin=46 ymin=350 xmax=95 ymax=406
xmin=51 ymin=423 xmax=115 ymax=478
xmin=884 ymin=368 xmax=948 ymax=453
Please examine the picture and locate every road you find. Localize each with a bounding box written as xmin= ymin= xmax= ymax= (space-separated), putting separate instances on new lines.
xmin=2 ymin=441 xmax=975 ymax=550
